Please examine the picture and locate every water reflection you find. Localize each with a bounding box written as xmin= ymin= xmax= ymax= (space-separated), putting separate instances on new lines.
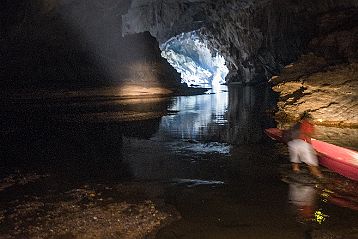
xmin=288 ymin=183 xmax=318 ymax=222
xmin=227 ymin=85 xmax=275 ymax=144
xmin=287 ymin=182 xmax=332 ymax=229
xmin=153 ymin=84 xmax=275 ymax=144
xmin=153 ymin=87 xmax=228 ymax=142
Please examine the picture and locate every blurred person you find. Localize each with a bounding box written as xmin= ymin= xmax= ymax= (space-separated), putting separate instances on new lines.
xmin=287 ymin=111 xmax=323 ymax=179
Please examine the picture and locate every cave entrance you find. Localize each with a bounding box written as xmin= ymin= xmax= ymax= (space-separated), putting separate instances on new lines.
xmin=160 ymin=30 xmax=228 ymax=91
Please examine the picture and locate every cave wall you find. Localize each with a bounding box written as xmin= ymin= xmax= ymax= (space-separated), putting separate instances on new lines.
xmin=3 ymin=0 xmax=357 ymax=90
xmin=121 ymin=0 xmax=358 ymax=126
xmin=206 ymin=0 xmax=358 ymax=83
xmin=123 ymin=0 xmax=358 ymax=84
xmin=1 ymin=0 xmax=357 ymax=134
xmin=122 ymin=0 xmax=208 ymax=43
xmin=0 ymin=0 xmax=181 ymax=91
xmin=271 ymin=8 xmax=358 ymax=127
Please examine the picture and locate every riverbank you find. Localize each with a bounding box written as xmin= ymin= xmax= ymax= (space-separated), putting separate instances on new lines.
xmin=0 ymin=169 xmax=180 ymax=239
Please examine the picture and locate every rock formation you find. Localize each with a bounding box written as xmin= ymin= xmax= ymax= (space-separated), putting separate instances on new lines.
xmin=271 ymin=8 xmax=358 ymax=127
xmin=0 ymin=0 xmax=182 ymax=94
xmin=123 ymin=0 xmax=358 ymax=84
xmin=122 ymin=0 xmax=358 ymax=126
xmin=1 ymin=0 xmax=357 ymax=125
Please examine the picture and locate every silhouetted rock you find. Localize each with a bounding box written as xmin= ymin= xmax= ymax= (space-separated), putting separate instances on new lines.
xmin=0 ymin=0 xmax=181 ymax=92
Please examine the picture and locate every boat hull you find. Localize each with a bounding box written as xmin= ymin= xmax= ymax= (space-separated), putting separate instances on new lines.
xmin=265 ymin=128 xmax=358 ymax=181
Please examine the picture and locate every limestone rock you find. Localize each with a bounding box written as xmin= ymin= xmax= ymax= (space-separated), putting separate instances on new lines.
xmin=272 ymin=8 xmax=358 ymax=127
xmin=123 ymin=0 xmax=358 ymax=83
xmin=0 ymin=0 xmax=181 ymax=92
xmin=273 ymin=58 xmax=358 ymax=127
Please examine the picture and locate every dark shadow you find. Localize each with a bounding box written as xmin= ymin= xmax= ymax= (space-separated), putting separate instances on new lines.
xmin=226 ymin=83 xmax=276 ymax=144
xmin=0 ymin=1 xmax=176 ymax=182
xmin=0 ymin=1 xmax=114 ymax=90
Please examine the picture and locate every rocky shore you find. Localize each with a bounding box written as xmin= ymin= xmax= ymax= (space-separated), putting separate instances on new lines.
xmin=0 ymin=171 xmax=180 ymax=239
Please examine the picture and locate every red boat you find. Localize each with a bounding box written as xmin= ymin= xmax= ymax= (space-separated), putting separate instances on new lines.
xmin=265 ymin=128 xmax=358 ymax=181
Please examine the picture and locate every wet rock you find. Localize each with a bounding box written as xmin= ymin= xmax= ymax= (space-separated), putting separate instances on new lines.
xmin=0 ymin=171 xmax=180 ymax=239
xmin=273 ymin=61 xmax=358 ymax=127
xmin=271 ymin=9 xmax=358 ymax=127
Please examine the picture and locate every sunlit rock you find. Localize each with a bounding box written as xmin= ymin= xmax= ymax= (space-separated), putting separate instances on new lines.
xmin=160 ymin=31 xmax=228 ymax=88
xmin=3 ymin=0 xmax=358 ymax=89
xmin=273 ymin=58 xmax=358 ymax=127
xmin=272 ymin=8 xmax=358 ymax=127
xmin=123 ymin=0 xmax=358 ymax=84
xmin=0 ymin=1 xmax=182 ymax=94
xmin=1 ymin=0 xmax=358 ymax=126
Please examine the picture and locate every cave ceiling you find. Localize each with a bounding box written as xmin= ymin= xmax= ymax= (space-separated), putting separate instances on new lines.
xmin=2 ymin=0 xmax=358 ymax=85
xmin=122 ymin=0 xmax=358 ymax=83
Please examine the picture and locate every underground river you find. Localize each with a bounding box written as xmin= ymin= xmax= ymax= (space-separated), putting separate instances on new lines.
xmin=0 ymin=85 xmax=357 ymax=238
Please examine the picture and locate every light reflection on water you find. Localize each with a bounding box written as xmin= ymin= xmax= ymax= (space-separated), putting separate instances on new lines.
xmin=152 ymin=86 xmax=229 ymax=141
xmin=152 ymin=84 xmax=276 ymax=144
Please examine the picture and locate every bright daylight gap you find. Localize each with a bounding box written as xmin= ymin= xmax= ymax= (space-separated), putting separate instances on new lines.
xmin=160 ymin=31 xmax=229 ymax=92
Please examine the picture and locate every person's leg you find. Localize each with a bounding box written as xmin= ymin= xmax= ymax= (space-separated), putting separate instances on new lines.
xmin=288 ymin=140 xmax=301 ymax=172
xmin=308 ymin=165 xmax=323 ymax=178
xmin=301 ymin=142 xmax=323 ymax=178
xmin=292 ymin=163 xmax=300 ymax=172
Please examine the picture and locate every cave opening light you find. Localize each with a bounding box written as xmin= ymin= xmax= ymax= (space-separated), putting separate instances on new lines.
xmin=160 ymin=30 xmax=229 ymax=92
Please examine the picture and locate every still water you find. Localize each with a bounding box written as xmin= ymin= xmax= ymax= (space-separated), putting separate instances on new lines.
xmin=1 ymin=85 xmax=357 ymax=238
xmin=152 ymin=85 xmax=275 ymax=144
xmin=119 ymin=85 xmax=358 ymax=239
